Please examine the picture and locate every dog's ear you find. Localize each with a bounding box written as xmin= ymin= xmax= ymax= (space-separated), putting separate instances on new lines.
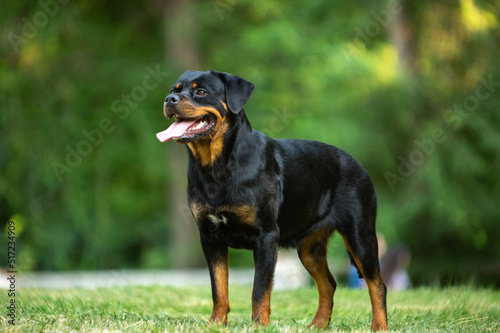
xmin=214 ymin=70 xmax=255 ymax=114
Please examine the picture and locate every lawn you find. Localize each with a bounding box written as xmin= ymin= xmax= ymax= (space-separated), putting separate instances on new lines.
xmin=1 ymin=285 xmax=499 ymax=332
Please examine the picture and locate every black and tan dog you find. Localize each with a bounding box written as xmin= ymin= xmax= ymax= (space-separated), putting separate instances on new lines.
xmin=156 ymin=70 xmax=388 ymax=330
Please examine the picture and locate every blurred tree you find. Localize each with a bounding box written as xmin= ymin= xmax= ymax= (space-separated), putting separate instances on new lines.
xmin=162 ymin=0 xmax=204 ymax=267
xmin=1 ymin=0 xmax=172 ymax=270
xmin=381 ymin=0 xmax=500 ymax=286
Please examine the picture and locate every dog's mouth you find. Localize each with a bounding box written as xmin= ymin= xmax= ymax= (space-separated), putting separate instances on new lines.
xmin=156 ymin=114 xmax=217 ymax=143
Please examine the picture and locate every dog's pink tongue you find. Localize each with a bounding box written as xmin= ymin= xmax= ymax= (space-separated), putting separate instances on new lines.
xmin=156 ymin=120 xmax=196 ymax=142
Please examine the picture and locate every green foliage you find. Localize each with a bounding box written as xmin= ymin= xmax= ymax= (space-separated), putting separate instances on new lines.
xmin=1 ymin=1 xmax=171 ymax=270
xmin=1 ymin=285 xmax=499 ymax=331
xmin=1 ymin=0 xmax=499 ymax=285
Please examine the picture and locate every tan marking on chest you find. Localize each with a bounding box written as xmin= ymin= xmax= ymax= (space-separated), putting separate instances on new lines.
xmin=189 ymin=202 xmax=257 ymax=226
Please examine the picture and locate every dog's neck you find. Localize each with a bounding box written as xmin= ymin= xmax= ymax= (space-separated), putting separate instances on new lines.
xmin=187 ymin=110 xmax=252 ymax=168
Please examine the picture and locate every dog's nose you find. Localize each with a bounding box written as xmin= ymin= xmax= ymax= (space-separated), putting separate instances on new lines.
xmin=165 ymin=94 xmax=181 ymax=105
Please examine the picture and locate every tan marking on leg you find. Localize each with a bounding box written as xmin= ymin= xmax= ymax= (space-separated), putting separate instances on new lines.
xmin=252 ymin=286 xmax=272 ymax=326
xmin=210 ymin=261 xmax=229 ymax=325
xmin=341 ymin=235 xmax=388 ymax=331
xmin=299 ymin=230 xmax=335 ymax=329
xmin=366 ymin=277 xmax=388 ymax=331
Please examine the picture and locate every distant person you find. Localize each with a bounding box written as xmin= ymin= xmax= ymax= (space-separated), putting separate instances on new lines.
xmin=380 ymin=244 xmax=412 ymax=290
xmin=347 ymin=233 xmax=387 ymax=288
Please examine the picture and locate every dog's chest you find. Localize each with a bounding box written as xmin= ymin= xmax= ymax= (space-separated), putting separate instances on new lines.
xmin=189 ymin=201 xmax=259 ymax=248
xmin=206 ymin=213 xmax=228 ymax=225
xmin=190 ymin=202 xmax=256 ymax=226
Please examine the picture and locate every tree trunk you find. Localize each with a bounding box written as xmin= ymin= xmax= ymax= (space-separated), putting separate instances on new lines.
xmin=163 ymin=0 xmax=203 ymax=267
xmin=388 ymin=2 xmax=418 ymax=76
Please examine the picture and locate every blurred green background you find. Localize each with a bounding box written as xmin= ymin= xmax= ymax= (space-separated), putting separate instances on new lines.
xmin=1 ymin=0 xmax=499 ymax=287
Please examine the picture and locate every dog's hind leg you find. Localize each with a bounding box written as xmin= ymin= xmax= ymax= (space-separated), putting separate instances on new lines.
xmin=297 ymin=229 xmax=337 ymax=329
xmin=340 ymin=228 xmax=388 ymax=331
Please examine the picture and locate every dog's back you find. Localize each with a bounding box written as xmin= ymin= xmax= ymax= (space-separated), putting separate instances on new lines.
xmin=272 ymin=138 xmax=377 ymax=247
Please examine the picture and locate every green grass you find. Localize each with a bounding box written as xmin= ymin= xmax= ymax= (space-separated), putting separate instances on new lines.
xmin=1 ymin=285 xmax=499 ymax=332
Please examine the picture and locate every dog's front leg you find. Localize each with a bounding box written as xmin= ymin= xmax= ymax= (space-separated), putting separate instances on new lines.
xmin=251 ymin=230 xmax=279 ymax=326
xmin=201 ymin=236 xmax=229 ymax=325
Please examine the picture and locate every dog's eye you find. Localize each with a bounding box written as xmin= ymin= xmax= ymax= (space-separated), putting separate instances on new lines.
xmin=170 ymin=89 xmax=175 ymax=94
xmin=195 ymin=89 xmax=208 ymax=96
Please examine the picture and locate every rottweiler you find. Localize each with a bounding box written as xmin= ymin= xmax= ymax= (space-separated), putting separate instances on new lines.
xmin=156 ymin=70 xmax=388 ymax=330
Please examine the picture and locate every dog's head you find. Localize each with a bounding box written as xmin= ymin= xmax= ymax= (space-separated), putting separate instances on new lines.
xmin=156 ymin=70 xmax=254 ymax=144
